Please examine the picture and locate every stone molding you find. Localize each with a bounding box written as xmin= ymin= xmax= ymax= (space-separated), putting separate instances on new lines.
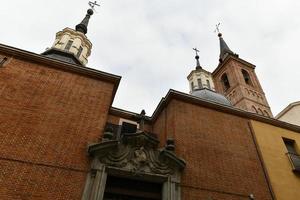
xmin=82 ymin=131 xmax=186 ymax=200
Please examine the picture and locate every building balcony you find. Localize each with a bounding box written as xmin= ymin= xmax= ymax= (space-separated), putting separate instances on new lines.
xmin=286 ymin=152 xmax=300 ymax=172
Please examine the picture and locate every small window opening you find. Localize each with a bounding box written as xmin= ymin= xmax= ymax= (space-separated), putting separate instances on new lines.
xmin=206 ymin=80 xmax=211 ymax=89
xmin=284 ymin=139 xmax=297 ymax=154
xmin=77 ymin=46 xmax=83 ymax=58
xmin=197 ymin=78 xmax=202 ymax=89
xmin=283 ymin=138 xmax=300 ymax=172
xmin=190 ymin=82 xmax=195 ymax=91
xmin=221 ymin=73 xmax=230 ymax=91
xmin=0 ymin=57 xmax=8 ymax=67
xmin=242 ymin=69 xmax=252 ymax=85
xmin=65 ymin=40 xmax=73 ymax=51
xmin=121 ymin=122 xmax=137 ymax=134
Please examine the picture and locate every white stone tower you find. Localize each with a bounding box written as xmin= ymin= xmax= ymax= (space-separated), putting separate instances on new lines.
xmin=42 ymin=9 xmax=94 ymax=66
xmin=187 ymin=48 xmax=215 ymax=93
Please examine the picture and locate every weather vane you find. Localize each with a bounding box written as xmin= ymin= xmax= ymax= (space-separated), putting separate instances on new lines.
xmin=193 ymin=48 xmax=201 ymax=69
xmin=214 ymin=22 xmax=221 ymax=34
xmin=193 ymin=48 xmax=200 ymax=56
xmin=88 ymin=1 xmax=100 ymax=11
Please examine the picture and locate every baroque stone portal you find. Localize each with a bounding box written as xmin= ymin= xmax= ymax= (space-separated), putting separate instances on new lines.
xmin=81 ymin=129 xmax=186 ymax=200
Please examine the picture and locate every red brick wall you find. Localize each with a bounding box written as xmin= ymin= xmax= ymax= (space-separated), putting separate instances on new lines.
xmin=213 ymin=58 xmax=272 ymax=116
xmin=153 ymin=99 xmax=273 ymax=199
xmin=0 ymin=56 xmax=115 ymax=199
xmin=153 ymin=108 xmax=167 ymax=148
xmin=153 ymin=102 xmax=177 ymax=148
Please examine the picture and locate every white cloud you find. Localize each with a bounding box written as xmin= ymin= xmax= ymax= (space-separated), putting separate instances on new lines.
xmin=1 ymin=0 xmax=300 ymax=115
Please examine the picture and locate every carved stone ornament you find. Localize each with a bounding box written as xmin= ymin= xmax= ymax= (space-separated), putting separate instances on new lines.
xmin=88 ymin=131 xmax=186 ymax=176
xmin=81 ymin=131 xmax=186 ymax=200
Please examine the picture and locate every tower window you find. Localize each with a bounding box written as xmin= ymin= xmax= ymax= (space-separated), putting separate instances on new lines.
xmin=77 ymin=46 xmax=83 ymax=58
xmin=191 ymin=82 xmax=195 ymax=91
xmin=242 ymin=69 xmax=252 ymax=85
xmin=197 ymin=78 xmax=202 ymax=89
xmin=206 ymin=80 xmax=211 ymax=89
xmin=221 ymin=73 xmax=230 ymax=91
xmin=0 ymin=57 xmax=8 ymax=67
xmin=65 ymin=40 xmax=73 ymax=51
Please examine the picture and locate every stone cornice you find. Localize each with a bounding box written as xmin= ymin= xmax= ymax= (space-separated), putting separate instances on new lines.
xmin=109 ymin=107 xmax=152 ymax=122
xmin=150 ymin=89 xmax=300 ymax=134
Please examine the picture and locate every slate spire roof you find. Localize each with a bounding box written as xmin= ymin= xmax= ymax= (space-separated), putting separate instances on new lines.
xmin=76 ymin=9 xmax=94 ymax=34
xmin=218 ymin=33 xmax=234 ymax=62
xmin=196 ymin=55 xmax=202 ymax=70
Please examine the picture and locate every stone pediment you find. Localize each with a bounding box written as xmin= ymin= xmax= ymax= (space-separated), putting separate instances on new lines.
xmin=88 ymin=131 xmax=186 ymax=176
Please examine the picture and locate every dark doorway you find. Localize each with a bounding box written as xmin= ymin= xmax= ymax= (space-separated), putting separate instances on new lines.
xmin=103 ymin=176 xmax=162 ymax=200
xmin=121 ymin=122 xmax=137 ymax=134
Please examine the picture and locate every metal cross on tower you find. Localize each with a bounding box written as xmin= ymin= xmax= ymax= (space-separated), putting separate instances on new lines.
xmin=88 ymin=1 xmax=100 ymax=11
xmin=193 ymin=48 xmax=201 ymax=69
xmin=214 ymin=22 xmax=221 ymax=34
xmin=193 ymin=48 xmax=200 ymax=56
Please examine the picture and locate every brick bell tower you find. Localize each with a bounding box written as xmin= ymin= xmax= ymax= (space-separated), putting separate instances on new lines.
xmin=212 ymin=32 xmax=273 ymax=117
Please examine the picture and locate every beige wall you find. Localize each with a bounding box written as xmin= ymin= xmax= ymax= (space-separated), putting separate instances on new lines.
xmin=188 ymin=70 xmax=215 ymax=92
xmin=52 ymin=28 xmax=92 ymax=65
xmin=277 ymin=104 xmax=300 ymax=126
xmin=251 ymin=120 xmax=300 ymax=200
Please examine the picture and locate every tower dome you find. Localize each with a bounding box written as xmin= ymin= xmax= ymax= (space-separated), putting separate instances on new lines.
xmin=191 ymin=88 xmax=232 ymax=106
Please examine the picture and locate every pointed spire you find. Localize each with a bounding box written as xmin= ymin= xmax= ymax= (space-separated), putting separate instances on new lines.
xmin=76 ymin=9 xmax=94 ymax=34
xmin=193 ymin=48 xmax=202 ymax=70
xmin=218 ymin=33 xmax=234 ymax=62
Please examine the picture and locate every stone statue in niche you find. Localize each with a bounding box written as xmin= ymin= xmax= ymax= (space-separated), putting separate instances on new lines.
xmin=131 ymin=147 xmax=148 ymax=174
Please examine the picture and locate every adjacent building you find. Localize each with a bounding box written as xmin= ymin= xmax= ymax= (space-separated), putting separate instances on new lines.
xmin=251 ymin=120 xmax=300 ymax=200
xmin=276 ymin=101 xmax=300 ymax=126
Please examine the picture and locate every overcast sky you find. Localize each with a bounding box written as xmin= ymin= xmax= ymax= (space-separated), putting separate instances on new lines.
xmin=1 ymin=0 xmax=300 ymax=116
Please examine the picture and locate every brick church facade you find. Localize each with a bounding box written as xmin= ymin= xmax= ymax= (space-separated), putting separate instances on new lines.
xmin=1 ymin=5 xmax=298 ymax=200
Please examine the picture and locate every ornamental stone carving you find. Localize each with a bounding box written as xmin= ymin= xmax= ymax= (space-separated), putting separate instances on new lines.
xmin=88 ymin=131 xmax=185 ymax=176
xmin=82 ymin=130 xmax=186 ymax=200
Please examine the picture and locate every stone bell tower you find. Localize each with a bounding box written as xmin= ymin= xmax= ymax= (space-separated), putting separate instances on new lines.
xmin=42 ymin=8 xmax=94 ymax=65
xmin=212 ymin=32 xmax=273 ymax=117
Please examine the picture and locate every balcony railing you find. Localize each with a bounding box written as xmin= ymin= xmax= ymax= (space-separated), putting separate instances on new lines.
xmin=286 ymin=152 xmax=300 ymax=172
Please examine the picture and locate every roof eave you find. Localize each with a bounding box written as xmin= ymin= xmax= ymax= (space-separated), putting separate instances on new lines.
xmin=150 ymin=89 xmax=300 ymax=134
xmin=276 ymin=101 xmax=300 ymax=119
xmin=0 ymin=43 xmax=121 ymax=106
